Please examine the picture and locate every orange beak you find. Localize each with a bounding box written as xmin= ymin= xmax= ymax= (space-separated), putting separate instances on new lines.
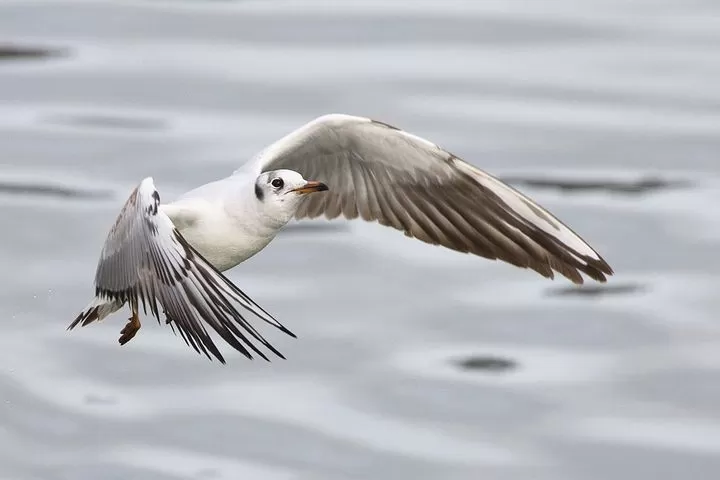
xmin=290 ymin=180 xmax=329 ymax=195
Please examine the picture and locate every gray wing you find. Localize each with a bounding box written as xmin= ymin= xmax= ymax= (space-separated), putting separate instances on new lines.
xmin=249 ymin=114 xmax=613 ymax=284
xmin=75 ymin=177 xmax=294 ymax=363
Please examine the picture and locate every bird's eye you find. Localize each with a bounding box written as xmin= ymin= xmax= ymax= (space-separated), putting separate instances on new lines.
xmin=271 ymin=178 xmax=284 ymax=189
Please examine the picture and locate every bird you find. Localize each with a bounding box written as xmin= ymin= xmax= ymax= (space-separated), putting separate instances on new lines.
xmin=68 ymin=113 xmax=613 ymax=364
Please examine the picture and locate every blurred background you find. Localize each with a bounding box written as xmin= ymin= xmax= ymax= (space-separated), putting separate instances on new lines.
xmin=1 ymin=0 xmax=720 ymax=479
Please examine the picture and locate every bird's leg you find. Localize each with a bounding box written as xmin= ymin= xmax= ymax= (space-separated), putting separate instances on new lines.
xmin=118 ymin=309 xmax=141 ymax=345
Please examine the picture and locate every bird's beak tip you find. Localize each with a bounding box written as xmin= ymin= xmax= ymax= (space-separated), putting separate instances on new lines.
xmin=291 ymin=180 xmax=329 ymax=195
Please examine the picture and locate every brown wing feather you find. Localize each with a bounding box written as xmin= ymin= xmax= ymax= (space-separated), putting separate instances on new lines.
xmin=258 ymin=115 xmax=613 ymax=284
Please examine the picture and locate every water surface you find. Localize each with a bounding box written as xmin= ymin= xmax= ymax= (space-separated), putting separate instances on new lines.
xmin=1 ymin=1 xmax=720 ymax=479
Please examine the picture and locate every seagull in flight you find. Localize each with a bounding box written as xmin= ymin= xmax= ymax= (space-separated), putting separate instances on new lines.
xmin=69 ymin=114 xmax=613 ymax=363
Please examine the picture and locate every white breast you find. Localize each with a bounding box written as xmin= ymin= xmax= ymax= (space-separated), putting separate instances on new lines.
xmin=161 ymin=200 xmax=276 ymax=272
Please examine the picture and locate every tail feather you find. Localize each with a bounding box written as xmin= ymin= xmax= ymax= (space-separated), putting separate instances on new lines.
xmin=68 ymin=297 xmax=124 ymax=331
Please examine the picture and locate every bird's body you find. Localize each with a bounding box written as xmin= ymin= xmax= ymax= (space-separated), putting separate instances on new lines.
xmin=161 ymin=175 xmax=276 ymax=271
xmin=69 ymin=114 xmax=614 ymax=363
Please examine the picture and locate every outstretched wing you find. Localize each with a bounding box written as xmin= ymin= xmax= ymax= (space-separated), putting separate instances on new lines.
xmin=72 ymin=177 xmax=295 ymax=364
xmin=247 ymin=114 xmax=613 ymax=284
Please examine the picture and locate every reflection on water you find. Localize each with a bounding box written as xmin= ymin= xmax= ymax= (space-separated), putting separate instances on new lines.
xmin=0 ymin=178 xmax=112 ymax=200
xmin=453 ymin=355 xmax=518 ymax=373
xmin=0 ymin=43 xmax=65 ymax=60
xmin=500 ymin=176 xmax=691 ymax=195
xmin=42 ymin=112 xmax=168 ymax=132
xmin=546 ymin=283 xmax=646 ymax=298
xmin=1 ymin=1 xmax=720 ymax=479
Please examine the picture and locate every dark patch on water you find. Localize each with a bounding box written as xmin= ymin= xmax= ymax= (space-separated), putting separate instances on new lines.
xmin=43 ymin=113 xmax=167 ymax=132
xmin=0 ymin=43 xmax=66 ymax=61
xmin=0 ymin=180 xmax=113 ymax=200
xmin=547 ymin=283 xmax=645 ymax=298
xmin=454 ymin=355 xmax=518 ymax=373
xmin=502 ymin=176 xmax=690 ymax=195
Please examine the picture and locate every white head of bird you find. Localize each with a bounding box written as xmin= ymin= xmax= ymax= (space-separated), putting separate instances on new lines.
xmin=253 ymin=169 xmax=328 ymax=227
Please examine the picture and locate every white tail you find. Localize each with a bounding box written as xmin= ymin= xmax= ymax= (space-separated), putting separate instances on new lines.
xmin=67 ymin=297 xmax=125 ymax=331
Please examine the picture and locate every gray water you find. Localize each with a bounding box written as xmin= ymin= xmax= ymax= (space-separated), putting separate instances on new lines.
xmin=1 ymin=1 xmax=720 ymax=479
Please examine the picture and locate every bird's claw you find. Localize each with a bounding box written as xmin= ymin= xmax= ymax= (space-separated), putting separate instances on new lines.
xmin=118 ymin=313 xmax=141 ymax=345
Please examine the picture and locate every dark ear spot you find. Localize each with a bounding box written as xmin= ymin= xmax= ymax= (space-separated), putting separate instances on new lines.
xmin=254 ymin=183 xmax=264 ymax=201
